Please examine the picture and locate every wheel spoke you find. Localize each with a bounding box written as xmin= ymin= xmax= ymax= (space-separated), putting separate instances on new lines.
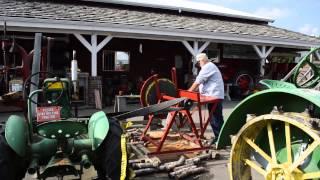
xmin=303 ymin=171 xmax=320 ymax=179
xmin=289 ymin=140 xmax=320 ymax=172
xmin=267 ymin=122 xmax=277 ymax=164
xmin=285 ymin=122 xmax=292 ymax=164
xmin=244 ymin=158 xmax=267 ymax=177
xmin=243 ymin=136 xmax=273 ymax=163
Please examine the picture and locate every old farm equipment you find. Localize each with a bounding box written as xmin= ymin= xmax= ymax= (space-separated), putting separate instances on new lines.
xmin=139 ymin=68 xmax=222 ymax=154
xmin=0 ymin=39 xmax=189 ymax=179
xmin=217 ymin=47 xmax=320 ymax=179
xmin=0 ymin=69 xmax=187 ymax=179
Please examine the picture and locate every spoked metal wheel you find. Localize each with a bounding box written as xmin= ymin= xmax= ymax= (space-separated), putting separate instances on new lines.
xmin=230 ymin=111 xmax=320 ymax=180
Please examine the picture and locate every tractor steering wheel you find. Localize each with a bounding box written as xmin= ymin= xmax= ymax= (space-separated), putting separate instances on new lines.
xmin=23 ymin=71 xmax=65 ymax=106
xmin=293 ymin=57 xmax=320 ymax=88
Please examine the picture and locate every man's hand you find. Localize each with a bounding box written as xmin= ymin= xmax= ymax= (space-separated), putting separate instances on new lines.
xmin=188 ymin=82 xmax=200 ymax=92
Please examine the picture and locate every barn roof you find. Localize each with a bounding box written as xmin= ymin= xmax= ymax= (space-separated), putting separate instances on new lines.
xmin=1 ymin=0 xmax=319 ymax=48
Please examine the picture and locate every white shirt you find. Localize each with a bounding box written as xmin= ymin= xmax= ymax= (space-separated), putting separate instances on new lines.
xmin=195 ymin=62 xmax=224 ymax=99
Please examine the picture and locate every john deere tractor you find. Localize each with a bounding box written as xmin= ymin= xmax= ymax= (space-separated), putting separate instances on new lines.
xmin=0 ymin=68 xmax=129 ymax=180
xmin=217 ymin=47 xmax=320 ymax=179
xmin=0 ymin=56 xmax=186 ymax=179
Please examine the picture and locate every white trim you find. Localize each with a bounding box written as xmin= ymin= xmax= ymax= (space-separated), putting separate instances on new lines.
xmin=91 ymin=34 xmax=98 ymax=76
xmin=182 ymin=40 xmax=211 ymax=75
xmin=2 ymin=17 xmax=319 ymax=49
xmin=96 ymin=36 xmax=113 ymax=52
xmin=253 ymin=45 xmax=274 ymax=58
xmin=265 ymin=46 xmax=274 ymax=57
xmin=193 ymin=41 xmax=199 ymax=55
xmin=198 ymin=41 xmax=211 ymax=54
xmin=253 ymin=45 xmax=264 ymax=58
xmin=182 ymin=41 xmax=196 ymax=56
xmin=253 ymin=45 xmax=274 ymax=76
xmin=262 ymin=46 xmax=266 ymax=57
xmin=74 ymin=34 xmax=92 ymax=52
xmin=74 ymin=33 xmax=112 ymax=76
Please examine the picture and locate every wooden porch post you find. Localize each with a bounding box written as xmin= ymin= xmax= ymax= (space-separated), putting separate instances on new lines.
xmin=253 ymin=45 xmax=274 ymax=76
xmin=182 ymin=40 xmax=210 ymax=75
xmin=74 ymin=33 xmax=113 ymax=77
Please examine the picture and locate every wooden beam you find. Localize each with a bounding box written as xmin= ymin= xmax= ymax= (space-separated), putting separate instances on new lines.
xmin=74 ymin=33 xmax=92 ymax=52
xmin=198 ymin=41 xmax=210 ymax=54
xmin=253 ymin=45 xmax=274 ymax=76
xmin=91 ymin=34 xmax=98 ymax=77
xmin=253 ymin=45 xmax=264 ymax=58
xmin=182 ymin=40 xmax=196 ymax=56
xmin=193 ymin=41 xmax=199 ymax=55
xmin=265 ymin=46 xmax=274 ymax=57
xmin=96 ymin=36 xmax=113 ymax=52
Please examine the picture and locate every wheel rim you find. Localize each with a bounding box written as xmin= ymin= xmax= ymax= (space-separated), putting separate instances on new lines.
xmin=230 ymin=112 xmax=320 ymax=180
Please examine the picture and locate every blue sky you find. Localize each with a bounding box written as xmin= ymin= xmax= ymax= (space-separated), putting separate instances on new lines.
xmin=197 ymin=0 xmax=320 ymax=36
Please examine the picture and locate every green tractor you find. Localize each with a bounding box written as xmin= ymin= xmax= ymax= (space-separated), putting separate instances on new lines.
xmin=0 ymin=70 xmax=127 ymax=180
xmin=0 ymin=62 xmax=186 ymax=179
xmin=217 ymin=47 xmax=320 ymax=179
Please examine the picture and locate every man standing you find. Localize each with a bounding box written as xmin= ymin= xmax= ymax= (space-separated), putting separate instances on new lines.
xmin=188 ymin=53 xmax=224 ymax=143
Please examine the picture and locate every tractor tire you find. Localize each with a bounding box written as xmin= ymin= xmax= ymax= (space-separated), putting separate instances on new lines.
xmin=0 ymin=132 xmax=27 ymax=180
xmin=93 ymin=118 xmax=126 ymax=180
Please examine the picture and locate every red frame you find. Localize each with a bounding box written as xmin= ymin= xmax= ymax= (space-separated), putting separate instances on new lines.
xmin=140 ymin=68 xmax=222 ymax=154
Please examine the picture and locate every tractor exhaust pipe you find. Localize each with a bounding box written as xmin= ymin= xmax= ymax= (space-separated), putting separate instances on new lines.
xmin=27 ymin=158 xmax=39 ymax=175
xmin=81 ymin=154 xmax=91 ymax=169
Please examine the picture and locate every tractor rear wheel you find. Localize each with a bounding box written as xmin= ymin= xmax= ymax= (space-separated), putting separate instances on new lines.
xmin=230 ymin=112 xmax=320 ymax=180
xmin=93 ymin=118 xmax=127 ymax=180
xmin=0 ymin=133 xmax=27 ymax=180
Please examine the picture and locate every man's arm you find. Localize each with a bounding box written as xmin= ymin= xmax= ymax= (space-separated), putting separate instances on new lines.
xmin=188 ymin=82 xmax=200 ymax=91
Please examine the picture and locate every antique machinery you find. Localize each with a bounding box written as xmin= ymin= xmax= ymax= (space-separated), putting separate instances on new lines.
xmin=0 ymin=34 xmax=189 ymax=179
xmin=217 ymin=47 xmax=320 ymax=179
xmin=0 ymin=68 xmax=187 ymax=179
xmin=139 ymin=68 xmax=222 ymax=154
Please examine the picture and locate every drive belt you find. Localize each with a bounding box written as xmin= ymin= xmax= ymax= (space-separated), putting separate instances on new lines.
xmin=113 ymin=97 xmax=187 ymax=121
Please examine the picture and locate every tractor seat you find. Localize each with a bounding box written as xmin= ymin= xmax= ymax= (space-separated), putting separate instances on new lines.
xmin=37 ymin=120 xmax=87 ymax=139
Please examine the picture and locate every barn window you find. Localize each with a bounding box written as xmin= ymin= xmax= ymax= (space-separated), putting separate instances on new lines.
xmin=102 ymin=50 xmax=130 ymax=71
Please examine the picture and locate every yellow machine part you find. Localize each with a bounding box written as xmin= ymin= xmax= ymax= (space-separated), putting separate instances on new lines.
xmin=46 ymin=82 xmax=65 ymax=89
xmin=229 ymin=112 xmax=320 ymax=180
xmin=120 ymin=134 xmax=128 ymax=180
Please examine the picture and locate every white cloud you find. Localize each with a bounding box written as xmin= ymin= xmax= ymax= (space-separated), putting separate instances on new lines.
xmin=298 ymin=24 xmax=319 ymax=36
xmin=253 ymin=7 xmax=289 ymax=20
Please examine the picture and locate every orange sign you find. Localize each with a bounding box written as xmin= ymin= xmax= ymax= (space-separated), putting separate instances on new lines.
xmin=36 ymin=106 xmax=61 ymax=122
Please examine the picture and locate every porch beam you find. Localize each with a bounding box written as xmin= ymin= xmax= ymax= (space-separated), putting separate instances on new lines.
xmin=198 ymin=41 xmax=211 ymax=54
xmin=182 ymin=40 xmax=211 ymax=75
xmin=74 ymin=33 xmax=112 ymax=77
xmin=182 ymin=40 xmax=196 ymax=56
xmin=253 ymin=45 xmax=264 ymax=58
xmin=193 ymin=41 xmax=199 ymax=55
xmin=74 ymin=33 xmax=92 ymax=52
xmin=265 ymin=46 xmax=274 ymax=57
xmin=96 ymin=36 xmax=113 ymax=52
xmin=91 ymin=34 xmax=98 ymax=76
xmin=253 ymin=45 xmax=274 ymax=76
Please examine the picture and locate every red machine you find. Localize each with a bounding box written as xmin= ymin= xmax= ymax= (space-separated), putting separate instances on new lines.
xmin=139 ymin=68 xmax=221 ymax=154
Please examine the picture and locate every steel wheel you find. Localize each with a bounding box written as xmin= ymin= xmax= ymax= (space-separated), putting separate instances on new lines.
xmin=230 ymin=112 xmax=320 ymax=180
